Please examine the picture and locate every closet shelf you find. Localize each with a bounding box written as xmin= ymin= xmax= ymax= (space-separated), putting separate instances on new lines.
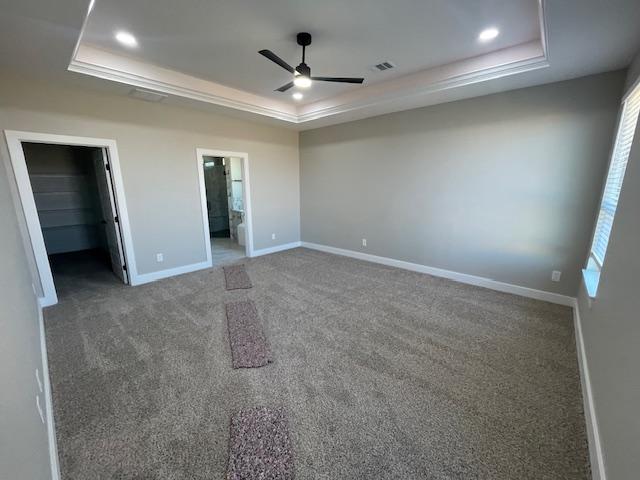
xmin=42 ymin=223 xmax=100 ymax=230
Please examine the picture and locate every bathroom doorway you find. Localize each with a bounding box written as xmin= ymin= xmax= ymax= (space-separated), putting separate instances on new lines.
xmin=197 ymin=149 xmax=253 ymax=265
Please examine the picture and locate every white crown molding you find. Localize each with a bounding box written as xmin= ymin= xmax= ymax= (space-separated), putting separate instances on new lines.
xmin=538 ymin=0 xmax=551 ymax=61
xmin=68 ymin=1 xmax=550 ymax=126
xmin=69 ymin=45 xmax=299 ymax=123
xmin=296 ymin=41 xmax=548 ymax=123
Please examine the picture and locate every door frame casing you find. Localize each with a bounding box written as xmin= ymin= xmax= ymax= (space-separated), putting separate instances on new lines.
xmin=3 ymin=130 xmax=137 ymax=306
xmin=196 ymin=148 xmax=254 ymax=263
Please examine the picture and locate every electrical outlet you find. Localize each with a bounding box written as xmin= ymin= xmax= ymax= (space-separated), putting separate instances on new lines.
xmin=156 ymin=253 xmax=164 ymax=262
xmin=362 ymin=238 xmax=367 ymax=247
xmin=36 ymin=395 xmax=45 ymax=424
xmin=35 ymin=369 xmax=43 ymax=393
xmin=551 ymin=270 xmax=562 ymax=282
xmin=272 ymin=233 xmax=276 ymax=240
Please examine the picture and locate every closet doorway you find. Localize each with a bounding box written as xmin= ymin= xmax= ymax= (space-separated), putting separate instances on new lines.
xmin=4 ymin=131 xmax=136 ymax=306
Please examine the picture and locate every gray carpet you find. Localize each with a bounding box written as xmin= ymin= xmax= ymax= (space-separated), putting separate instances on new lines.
xmin=227 ymin=407 xmax=294 ymax=480
xmin=44 ymin=247 xmax=590 ymax=479
xmin=226 ymin=300 xmax=273 ymax=368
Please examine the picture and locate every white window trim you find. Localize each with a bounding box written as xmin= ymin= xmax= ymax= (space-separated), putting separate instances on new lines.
xmin=583 ymin=81 xmax=640 ymax=298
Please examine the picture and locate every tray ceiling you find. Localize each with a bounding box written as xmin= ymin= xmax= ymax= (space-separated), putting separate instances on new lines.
xmin=70 ymin=0 xmax=549 ymax=125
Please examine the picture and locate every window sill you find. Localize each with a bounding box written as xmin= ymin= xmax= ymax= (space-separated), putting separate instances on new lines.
xmin=582 ymin=269 xmax=600 ymax=299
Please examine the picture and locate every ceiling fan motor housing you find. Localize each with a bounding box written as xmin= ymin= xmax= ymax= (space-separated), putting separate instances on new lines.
xmin=296 ymin=62 xmax=311 ymax=77
xmin=297 ymin=32 xmax=312 ymax=47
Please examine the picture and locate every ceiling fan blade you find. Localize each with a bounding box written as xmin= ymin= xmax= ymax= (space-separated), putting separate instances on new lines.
xmin=311 ymin=76 xmax=364 ymax=84
xmin=259 ymin=49 xmax=295 ymax=74
xmin=275 ymin=81 xmax=295 ymax=92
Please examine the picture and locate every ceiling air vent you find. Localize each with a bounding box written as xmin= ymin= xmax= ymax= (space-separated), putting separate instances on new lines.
xmin=370 ymin=61 xmax=396 ymax=72
xmin=129 ymin=88 xmax=168 ymax=103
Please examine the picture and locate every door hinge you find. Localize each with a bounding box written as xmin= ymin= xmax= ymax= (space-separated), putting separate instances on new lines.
xmin=105 ymin=163 xmax=111 ymax=171
xmin=114 ymin=215 xmax=119 ymax=223
xmin=123 ymin=264 xmax=127 ymax=272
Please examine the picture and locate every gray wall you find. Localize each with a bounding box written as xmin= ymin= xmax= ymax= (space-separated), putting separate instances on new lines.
xmin=0 ymin=72 xmax=299 ymax=287
xmin=576 ymin=54 xmax=640 ymax=480
xmin=300 ymin=71 xmax=626 ymax=296
xmin=624 ymin=50 xmax=640 ymax=93
xmin=0 ymin=153 xmax=52 ymax=477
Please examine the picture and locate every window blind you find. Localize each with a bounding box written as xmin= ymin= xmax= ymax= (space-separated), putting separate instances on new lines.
xmin=590 ymin=84 xmax=640 ymax=267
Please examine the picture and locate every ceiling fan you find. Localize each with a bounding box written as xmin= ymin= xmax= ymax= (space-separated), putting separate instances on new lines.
xmin=259 ymin=32 xmax=365 ymax=92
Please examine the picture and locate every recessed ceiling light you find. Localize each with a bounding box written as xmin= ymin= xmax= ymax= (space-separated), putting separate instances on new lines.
xmin=115 ymin=31 xmax=138 ymax=48
xmin=478 ymin=28 xmax=499 ymax=42
xmin=292 ymin=92 xmax=303 ymax=101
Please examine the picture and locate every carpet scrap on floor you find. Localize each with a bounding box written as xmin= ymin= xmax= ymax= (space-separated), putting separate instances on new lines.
xmin=223 ymin=264 xmax=253 ymax=290
xmin=226 ymin=407 xmax=294 ymax=480
xmin=226 ymin=299 xmax=272 ymax=368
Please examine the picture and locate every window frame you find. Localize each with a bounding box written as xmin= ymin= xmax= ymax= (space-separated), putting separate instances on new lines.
xmin=583 ymin=80 xmax=640 ymax=298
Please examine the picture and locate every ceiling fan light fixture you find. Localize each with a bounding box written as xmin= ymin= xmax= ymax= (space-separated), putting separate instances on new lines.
xmin=293 ymin=75 xmax=312 ymax=88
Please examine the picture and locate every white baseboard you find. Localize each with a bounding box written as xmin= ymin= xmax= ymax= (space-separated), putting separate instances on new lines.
xmin=39 ymin=296 xmax=58 ymax=308
xmin=37 ymin=300 xmax=61 ymax=480
xmin=251 ymin=241 xmax=302 ymax=258
xmin=301 ymin=242 xmax=575 ymax=306
xmin=131 ymin=260 xmax=211 ymax=286
xmin=573 ymin=300 xmax=607 ymax=480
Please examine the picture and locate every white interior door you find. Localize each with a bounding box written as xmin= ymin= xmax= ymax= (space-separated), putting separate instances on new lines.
xmin=93 ymin=148 xmax=128 ymax=283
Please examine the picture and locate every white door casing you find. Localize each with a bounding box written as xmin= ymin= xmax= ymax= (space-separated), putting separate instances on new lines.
xmin=3 ymin=130 xmax=137 ymax=306
xmin=196 ymin=148 xmax=254 ymax=263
